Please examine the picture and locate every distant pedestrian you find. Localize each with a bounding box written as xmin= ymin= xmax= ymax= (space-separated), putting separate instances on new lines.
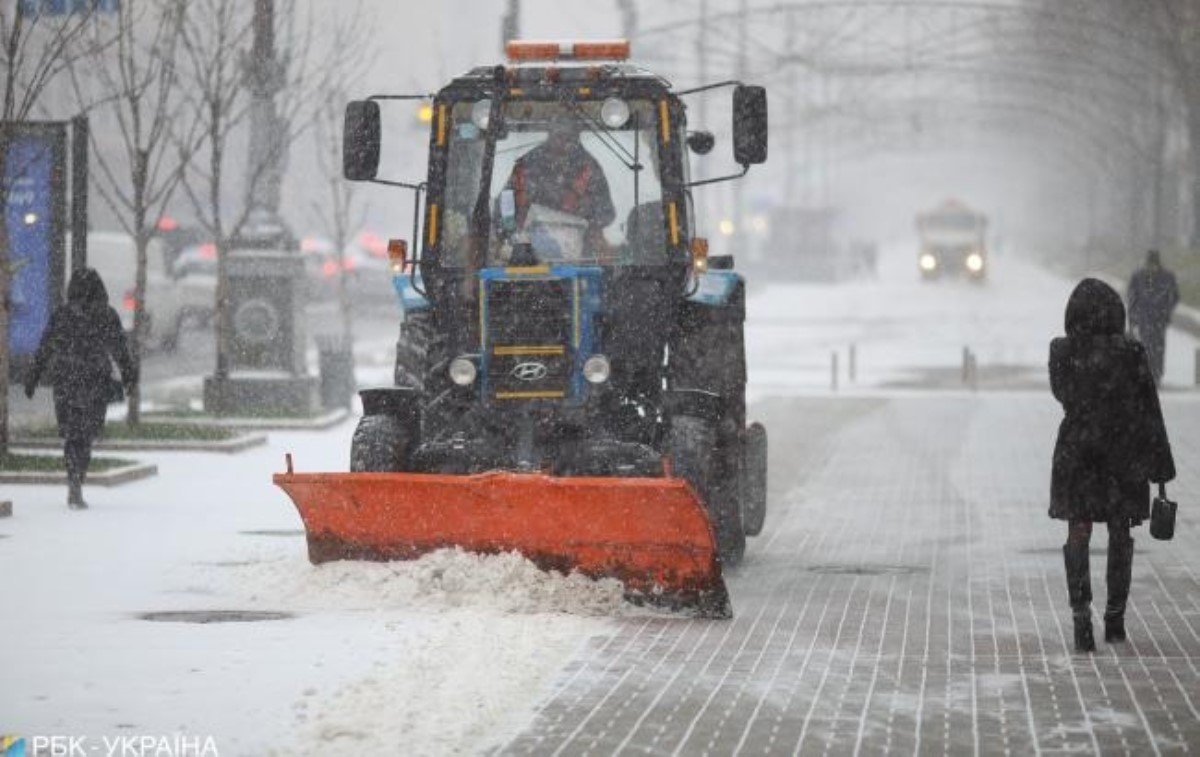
xmin=1126 ymin=249 xmax=1179 ymax=384
xmin=1049 ymin=278 xmax=1175 ymax=652
xmin=24 ymin=268 xmax=137 ymax=509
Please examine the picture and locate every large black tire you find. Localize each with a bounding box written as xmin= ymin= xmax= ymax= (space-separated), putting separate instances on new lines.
xmin=350 ymin=415 xmax=412 ymax=472
xmin=742 ymin=422 xmax=768 ymax=536
xmin=668 ymin=414 xmax=745 ymax=566
xmin=394 ymin=313 xmax=445 ymax=391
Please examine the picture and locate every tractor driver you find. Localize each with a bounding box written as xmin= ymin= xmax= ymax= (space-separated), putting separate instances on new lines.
xmin=503 ymin=120 xmax=615 ymax=260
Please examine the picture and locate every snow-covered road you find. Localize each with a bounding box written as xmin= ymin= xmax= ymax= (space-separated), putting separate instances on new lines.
xmin=3 ymin=244 xmax=1197 ymax=756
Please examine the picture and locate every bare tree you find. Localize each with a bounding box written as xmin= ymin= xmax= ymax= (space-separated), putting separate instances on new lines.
xmin=0 ymin=2 xmax=111 ymax=457
xmin=309 ymin=0 xmax=378 ymax=347
xmin=173 ymin=0 xmax=251 ymax=382
xmin=67 ymin=0 xmax=197 ymax=426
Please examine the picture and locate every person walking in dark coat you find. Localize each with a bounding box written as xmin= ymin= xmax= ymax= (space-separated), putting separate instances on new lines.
xmin=24 ymin=268 xmax=137 ymax=509
xmin=1126 ymin=249 xmax=1179 ymax=384
xmin=1050 ymin=278 xmax=1175 ymax=652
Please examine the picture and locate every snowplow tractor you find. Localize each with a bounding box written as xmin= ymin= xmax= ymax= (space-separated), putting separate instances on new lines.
xmin=273 ymin=40 xmax=769 ymax=618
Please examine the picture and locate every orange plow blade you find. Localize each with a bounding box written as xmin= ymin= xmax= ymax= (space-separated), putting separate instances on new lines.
xmin=273 ymin=469 xmax=732 ymax=618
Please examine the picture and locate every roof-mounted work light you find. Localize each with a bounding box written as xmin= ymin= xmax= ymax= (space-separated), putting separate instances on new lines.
xmin=506 ymin=40 xmax=630 ymax=62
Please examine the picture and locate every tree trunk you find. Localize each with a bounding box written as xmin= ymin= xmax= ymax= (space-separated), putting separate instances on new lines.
xmin=1190 ymin=109 xmax=1200 ymax=249
xmin=129 ymin=152 xmax=149 ymax=427
xmin=0 ymin=146 xmax=10 ymax=458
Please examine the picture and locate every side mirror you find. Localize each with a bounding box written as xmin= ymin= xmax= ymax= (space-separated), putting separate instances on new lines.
xmin=344 ymin=100 xmax=381 ymax=181
xmin=687 ymin=131 xmax=715 ymax=155
xmin=732 ymin=85 xmax=768 ymax=166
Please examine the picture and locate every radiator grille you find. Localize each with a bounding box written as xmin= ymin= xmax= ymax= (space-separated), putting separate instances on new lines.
xmin=485 ymin=277 xmax=573 ymax=399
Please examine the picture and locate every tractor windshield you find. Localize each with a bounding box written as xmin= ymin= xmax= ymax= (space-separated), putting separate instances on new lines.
xmin=438 ymin=97 xmax=665 ymax=268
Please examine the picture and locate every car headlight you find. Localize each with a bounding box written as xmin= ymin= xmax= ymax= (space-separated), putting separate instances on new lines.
xmin=965 ymin=252 xmax=984 ymax=272
xmin=448 ymin=357 xmax=477 ymax=386
xmin=582 ymin=354 xmax=611 ymax=384
xmin=919 ymin=253 xmax=938 ymax=271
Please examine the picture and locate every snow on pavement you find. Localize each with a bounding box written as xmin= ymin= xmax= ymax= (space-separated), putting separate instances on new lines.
xmin=3 ymin=242 xmax=1196 ymax=756
xmin=1 ymin=423 xmax=652 ymax=756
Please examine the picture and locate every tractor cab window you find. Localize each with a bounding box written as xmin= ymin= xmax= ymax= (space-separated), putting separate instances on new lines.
xmin=439 ymin=97 xmax=665 ymax=268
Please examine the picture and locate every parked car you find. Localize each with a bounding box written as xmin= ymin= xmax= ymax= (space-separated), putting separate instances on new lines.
xmin=170 ymin=241 xmax=218 ymax=326
xmin=85 ymin=231 xmax=188 ymax=352
xmin=300 ymin=233 xmax=394 ymax=304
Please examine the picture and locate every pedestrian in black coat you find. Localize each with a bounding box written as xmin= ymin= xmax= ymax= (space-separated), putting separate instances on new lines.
xmin=1126 ymin=249 xmax=1179 ymax=384
xmin=24 ymin=267 xmax=137 ymax=509
xmin=1050 ymin=277 xmax=1175 ymax=652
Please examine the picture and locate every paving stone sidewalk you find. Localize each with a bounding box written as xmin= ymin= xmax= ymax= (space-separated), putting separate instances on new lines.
xmin=501 ymin=394 xmax=1200 ymax=756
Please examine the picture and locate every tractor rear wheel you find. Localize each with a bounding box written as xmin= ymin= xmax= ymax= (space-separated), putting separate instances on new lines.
xmin=668 ymin=414 xmax=745 ymax=566
xmin=742 ymin=422 xmax=768 ymax=536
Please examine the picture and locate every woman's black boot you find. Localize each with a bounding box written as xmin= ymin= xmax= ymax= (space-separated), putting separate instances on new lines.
xmin=1105 ymin=536 xmax=1133 ymax=642
xmin=65 ymin=439 xmax=89 ymax=509
xmin=1064 ymin=543 xmax=1095 ymax=652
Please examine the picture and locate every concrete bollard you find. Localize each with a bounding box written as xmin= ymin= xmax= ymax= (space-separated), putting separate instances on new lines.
xmin=849 ymin=344 xmax=857 ymax=384
xmin=962 ymin=346 xmax=978 ymax=389
xmin=831 ymin=351 xmax=839 ymax=393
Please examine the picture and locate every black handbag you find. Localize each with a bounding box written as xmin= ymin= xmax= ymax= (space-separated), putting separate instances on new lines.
xmin=1150 ymin=483 xmax=1177 ymax=541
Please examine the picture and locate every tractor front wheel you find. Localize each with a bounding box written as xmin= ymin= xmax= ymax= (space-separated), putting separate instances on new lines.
xmin=350 ymin=415 xmax=412 ymax=472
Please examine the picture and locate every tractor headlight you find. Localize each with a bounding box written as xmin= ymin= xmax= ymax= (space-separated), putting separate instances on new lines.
xmin=582 ymin=354 xmax=611 ymax=384
xmin=919 ymin=253 xmax=938 ymax=271
xmin=600 ymin=97 xmax=630 ymax=128
xmin=965 ymin=252 xmax=984 ymax=272
xmin=448 ymin=356 xmax=477 ymax=386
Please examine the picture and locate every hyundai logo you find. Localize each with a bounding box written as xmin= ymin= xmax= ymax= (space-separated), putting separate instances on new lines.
xmin=511 ymin=361 xmax=549 ymax=382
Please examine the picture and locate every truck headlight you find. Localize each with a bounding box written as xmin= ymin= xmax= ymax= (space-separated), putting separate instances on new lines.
xmin=582 ymin=354 xmax=611 ymax=384
xmin=448 ymin=357 xmax=477 ymax=386
xmin=965 ymin=252 xmax=984 ymax=272
xmin=919 ymin=253 xmax=938 ymax=271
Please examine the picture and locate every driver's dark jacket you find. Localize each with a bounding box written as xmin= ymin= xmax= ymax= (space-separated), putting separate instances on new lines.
xmin=505 ymin=140 xmax=615 ymax=230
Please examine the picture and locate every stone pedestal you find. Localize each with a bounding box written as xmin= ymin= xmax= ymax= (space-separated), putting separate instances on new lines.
xmin=204 ymin=250 xmax=318 ymax=417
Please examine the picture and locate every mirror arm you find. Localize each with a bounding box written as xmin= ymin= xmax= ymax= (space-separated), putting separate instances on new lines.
xmin=684 ymin=164 xmax=750 ymax=189
xmin=409 ymin=183 xmax=427 ymax=297
xmin=366 ymin=94 xmax=436 ymax=102
xmin=674 ymin=79 xmax=743 ymax=97
xmin=370 ymin=178 xmax=424 ymax=190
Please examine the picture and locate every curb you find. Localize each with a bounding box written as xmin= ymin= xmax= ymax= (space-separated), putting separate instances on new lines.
xmin=142 ymin=408 xmax=351 ymax=431
xmin=0 ymin=460 xmax=158 ymax=487
xmin=9 ymin=432 xmax=269 ymax=454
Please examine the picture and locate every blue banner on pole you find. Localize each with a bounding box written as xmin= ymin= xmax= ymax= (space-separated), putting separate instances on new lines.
xmin=19 ymin=0 xmax=119 ymax=16
xmin=5 ymin=125 xmax=67 ymax=359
